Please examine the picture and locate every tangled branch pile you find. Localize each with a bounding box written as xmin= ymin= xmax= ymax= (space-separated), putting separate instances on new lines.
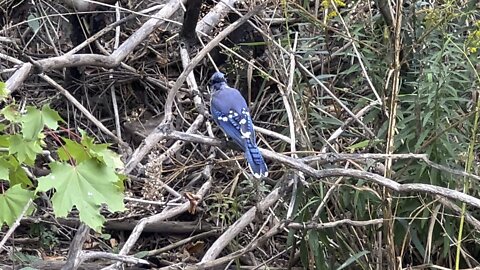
xmin=1 ymin=0 xmax=480 ymax=269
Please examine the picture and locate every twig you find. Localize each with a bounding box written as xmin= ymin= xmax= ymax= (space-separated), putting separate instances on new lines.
xmin=185 ymin=223 xmax=285 ymax=269
xmin=81 ymin=251 xmax=150 ymax=265
xmin=330 ymin=2 xmax=382 ymax=105
xmin=146 ymin=229 xmax=221 ymax=257
xmin=320 ymin=100 xmax=381 ymax=153
xmin=219 ymin=1 xmax=376 ymax=138
xmin=124 ymin=5 xmax=264 ymax=173
xmin=254 ymin=126 xmax=291 ymax=143
xmin=162 ymin=5 xmax=264 ymax=125
xmin=160 ymin=131 xmax=480 ymax=210
xmin=102 ymin=166 xmax=213 ymax=269
xmin=5 ymin=0 xmax=186 ymax=95
xmin=286 ymin=218 xmax=384 ymax=230
xmin=201 ymin=178 xmax=293 ymax=262
xmin=109 ymin=1 xmax=123 ymax=145
xmin=283 ymin=32 xmax=303 ymax=219
xmin=40 ymin=74 xmax=130 ymax=150
xmin=196 ymin=0 xmax=238 ymax=34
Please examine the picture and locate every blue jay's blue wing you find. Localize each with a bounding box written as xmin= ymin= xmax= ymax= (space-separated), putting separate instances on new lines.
xmin=210 ymin=76 xmax=268 ymax=178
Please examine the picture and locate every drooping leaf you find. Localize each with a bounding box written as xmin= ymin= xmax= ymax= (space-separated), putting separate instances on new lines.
xmin=36 ymin=159 xmax=125 ymax=232
xmin=0 ymin=184 xmax=34 ymax=226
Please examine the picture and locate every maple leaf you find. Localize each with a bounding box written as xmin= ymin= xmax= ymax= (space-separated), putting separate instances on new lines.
xmin=57 ymin=138 xmax=89 ymax=163
xmin=80 ymin=130 xmax=123 ymax=169
xmin=36 ymin=159 xmax=125 ymax=232
xmin=0 ymin=155 xmax=32 ymax=187
xmin=21 ymin=105 xmax=63 ymax=140
xmin=8 ymin=135 xmax=42 ymax=165
xmin=58 ymin=132 xmax=123 ymax=170
xmin=0 ymin=184 xmax=35 ymax=226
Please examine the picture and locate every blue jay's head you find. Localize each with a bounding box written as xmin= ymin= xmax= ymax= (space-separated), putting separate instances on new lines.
xmin=210 ymin=72 xmax=227 ymax=91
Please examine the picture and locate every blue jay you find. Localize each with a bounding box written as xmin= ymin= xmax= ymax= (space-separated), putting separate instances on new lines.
xmin=209 ymin=72 xmax=268 ymax=178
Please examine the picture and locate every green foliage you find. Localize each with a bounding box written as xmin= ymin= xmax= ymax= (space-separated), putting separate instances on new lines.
xmin=29 ymin=223 xmax=60 ymax=250
xmin=0 ymin=103 xmax=125 ymax=231
xmin=37 ymin=160 xmax=125 ymax=232
xmin=279 ymin=0 xmax=480 ymax=267
xmin=0 ymin=184 xmax=34 ymax=226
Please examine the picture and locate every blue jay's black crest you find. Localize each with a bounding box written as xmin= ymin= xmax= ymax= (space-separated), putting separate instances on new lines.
xmin=209 ymin=72 xmax=268 ymax=178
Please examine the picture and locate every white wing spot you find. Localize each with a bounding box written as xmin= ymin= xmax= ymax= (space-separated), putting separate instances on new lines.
xmin=228 ymin=114 xmax=233 ymax=118
xmin=233 ymin=112 xmax=239 ymax=116
xmin=241 ymin=131 xmax=251 ymax=138
xmin=222 ymin=117 xmax=228 ymax=122
xmin=239 ymin=119 xmax=247 ymax=125
xmin=217 ymin=116 xmax=223 ymax=120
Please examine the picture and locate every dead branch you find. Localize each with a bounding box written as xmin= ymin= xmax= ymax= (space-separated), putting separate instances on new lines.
xmin=162 ymin=130 xmax=480 ymax=211
xmin=5 ymin=0 xmax=186 ymax=95
xmin=124 ymin=5 xmax=264 ymax=174
xmin=61 ymin=223 xmax=90 ymax=270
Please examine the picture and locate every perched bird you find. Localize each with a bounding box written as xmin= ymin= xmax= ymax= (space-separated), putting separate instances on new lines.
xmin=209 ymin=72 xmax=268 ymax=178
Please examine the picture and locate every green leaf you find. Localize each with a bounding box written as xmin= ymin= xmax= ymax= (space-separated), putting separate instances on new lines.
xmin=0 ymin=184 xmax=34 ymax=226
xmin=58 ymin=138 xmax=89 ymax=163
xmin=9 ymin=163 xmax=33 ymax=187
xmin=336 ymin=250 xmax=370 ymax=270
xmin=36 ymin=159 xmax=125 ymax=232
xmin=27 ymin=14 xmax=40 ymax=33
xmin=0 ymin=155 xmax=32 ymax=186
xmin=0 ymin=157 xmax=9 ymax=181
xmin=134 ymin=251 xmax=150 ymax=259
xmin=0 ymin=135 xmax=9 ymax=147
xmin=21 ymin=107 xmax=43 ymax=140
xmin=41 ymin=104 xmax=63 ymax=130
xmin=1 ymin=104 xmax=21 ymax=122
xmin=0 ymin=81 xmax=7 ymax=101
xmin=9 ymin=135 xmax=42 ymax=165
xmin=80 ymin=130 xmax=123 ymax=169
xmin=346 ymin=139 xmax=383 ymax=152
xmin=21 ymin=105 xmax=62 ymax=140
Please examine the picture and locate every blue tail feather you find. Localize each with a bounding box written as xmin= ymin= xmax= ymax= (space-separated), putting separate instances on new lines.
xmin=244 ymin=141 xmax=268 ymax=178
